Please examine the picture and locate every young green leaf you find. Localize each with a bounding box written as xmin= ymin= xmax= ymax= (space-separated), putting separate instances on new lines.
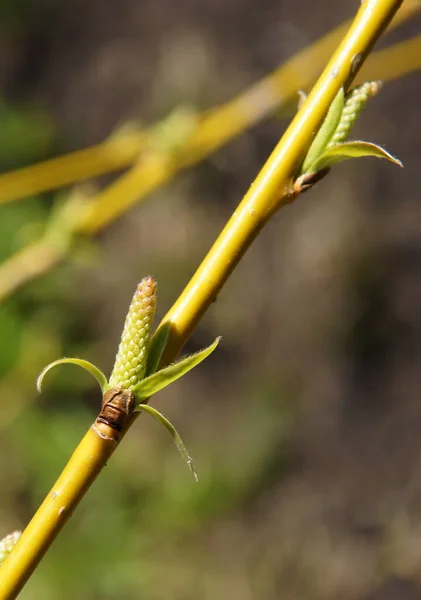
xmin=37 ymin=358 xmax=108 ymax=394
xmin=145 ymin=322 xmax=170 ymax=376
xmin=132 ymin=337 xmax=221 ymax=402
xmin=310 ymin=140 xmax=403 ymax=172
xmin=138 ymin=404 xmax=198 ymax=481
xmin=300 ymin=88 xmax=345 ymax=174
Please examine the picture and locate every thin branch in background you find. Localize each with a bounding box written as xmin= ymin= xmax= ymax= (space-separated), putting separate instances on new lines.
xmin=0 ymin=31 xmax=419 ymax=302
xmin=0 ymin=0 xmax=418 ymax=208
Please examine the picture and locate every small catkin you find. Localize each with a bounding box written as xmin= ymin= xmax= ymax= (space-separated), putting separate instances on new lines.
xmin=0 ymin=531 xmax=22 ymax=566
xmin=109 ymin=277 xmax=157 ymax=389
xmin=327 ymin=81 xmax=382 ymax=148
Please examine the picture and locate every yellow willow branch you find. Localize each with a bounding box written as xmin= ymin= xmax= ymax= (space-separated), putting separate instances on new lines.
xmin=0 ymin=34 xmax=419 ymax=303
xmin=0 ymin=240 xmax=63 ymax=301
xmin=0 ymin=128 xmax=147 ymax=205
xmin=0 ymin=428 xmax=117 ymax=600
xmin=0 ymin=2 xmax=404 ymax=598
xmin=77 ymin=33 xmax=421 ymax=236
xmin=358 ymin=34 xmax=421 ymax=81
xmin=155 ymin=0 xmax=407 ymax=361
xmin=0 ymin=0 xmax=418 ymax=207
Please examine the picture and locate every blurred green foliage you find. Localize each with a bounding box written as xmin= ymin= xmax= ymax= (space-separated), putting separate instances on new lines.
xmin=0 ymin=0 xmax=32 ymax=29
xmin=0 ymin=99 xmax=55 ymax=170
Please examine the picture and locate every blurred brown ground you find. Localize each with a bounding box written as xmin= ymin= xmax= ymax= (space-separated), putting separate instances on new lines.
xmin=0 ymin=1 xmax=421 ymax=599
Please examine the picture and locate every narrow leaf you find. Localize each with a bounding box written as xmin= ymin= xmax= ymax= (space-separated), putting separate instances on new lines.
xmin=37 ymin=358 xmax=108 ymax=393
xmin=300 ymin=88 xmax=345 ymax=174
xmin=133 ymin=337 xmax=221 ymax=401
xmin=146 ymin=322 xmax=170 ymax=376
xmin=311 ymin=140 xmax=403 ymax=171
xmin=138 ymin=404 xmax=198 ymax=481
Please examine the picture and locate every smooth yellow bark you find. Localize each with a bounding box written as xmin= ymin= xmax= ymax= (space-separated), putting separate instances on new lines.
xmin=0 ymin=429 xmax=117 ymax=600
xmin=156 ymin=0 xmax=406 ymax=361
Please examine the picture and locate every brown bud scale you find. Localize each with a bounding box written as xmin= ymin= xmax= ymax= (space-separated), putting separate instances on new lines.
xmin=94 ymin=387 xmax=135 ymax=441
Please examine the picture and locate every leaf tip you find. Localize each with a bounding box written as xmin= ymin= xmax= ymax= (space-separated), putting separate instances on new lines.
xmin=36 ymin=370 xmax=45 ymax=393
xmin=36 ymin=361 xmax=60 ymax=393
xmin=190 ymin=461 xmax=199 ymax=483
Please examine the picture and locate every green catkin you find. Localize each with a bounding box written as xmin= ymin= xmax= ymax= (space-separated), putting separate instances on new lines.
xmin=0 ymin=531 xmax=22 ymax=566
xmin=327 ymin=81 xmax=382 ymax=148
xmin=109 ymin=276 xmax=157 ymax=389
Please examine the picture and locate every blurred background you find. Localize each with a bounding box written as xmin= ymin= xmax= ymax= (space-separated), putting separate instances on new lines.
xmin=0 ymin=1 xmax=420 ymax=599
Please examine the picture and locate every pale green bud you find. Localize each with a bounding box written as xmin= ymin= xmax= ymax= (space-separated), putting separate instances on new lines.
xmin=328 ymin=81 xmax=382 ymax=148
xmin=0 ymin=531 xmax=22 ymax=566
xmin=109 ymin=276 xmax=157 ymax=389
